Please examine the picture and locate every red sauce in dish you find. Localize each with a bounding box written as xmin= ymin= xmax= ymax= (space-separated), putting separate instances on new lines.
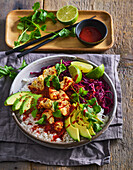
xmin=79 ymin=26 xmax=102 ymax=43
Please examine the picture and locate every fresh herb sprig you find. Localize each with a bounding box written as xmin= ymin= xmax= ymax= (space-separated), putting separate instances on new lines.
xmin=50 ymin=27 xmax=76 ymax=39
xmin=14 ymin=2 xmax=56 ymax=47
xmin=55 ymin=59 xmax=66 ymax=76
xmin=52 ymin=101 xmax=62 ymax=117
xmin=70 ymin=87 xmax=88 ymax=103
xmin=35 ymin=114 xmax=47 ymax=125
xmin=44 ymin=60 xmax=66 ymax=90
xmin=0 ymin=60 xmax=27 ymax=80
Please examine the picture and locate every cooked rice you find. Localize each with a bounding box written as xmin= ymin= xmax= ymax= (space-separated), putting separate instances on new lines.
xmin=19 ymin=78 xmax=108 ymax=143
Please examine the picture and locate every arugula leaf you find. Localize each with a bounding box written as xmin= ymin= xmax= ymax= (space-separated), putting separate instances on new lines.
xmin=44 ymin=75 xmax=52 ymax=87
xmin=35 ymin=114 xmax=46 ymax=125
xmin=52 ymin=75 xmax=60 ymax=90
xmin=32 ymin=2 xmax=40 ymax=11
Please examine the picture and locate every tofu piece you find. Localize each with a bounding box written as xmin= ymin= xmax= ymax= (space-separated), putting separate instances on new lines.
xmin=58 ymin=90 xmax=69 ymax=101
xmin=43 ymin=66 xmax=57 ymax=80
xmin=38 ymin=98 xmax=53 ymax=109
xmin=60 ymin=76 xmax=73 ymax=91
xmin=43 ymin=110 xmax=54 ymax=124
xmin=49 ymin=87 xmax=59 ymax=100
xmin=28 ymin=75 xmax=45 ymax=92
xmin=57 ymin=100 xmax=71 ymax=116
xmin=54 ymin=121 xmax=63 ymax=131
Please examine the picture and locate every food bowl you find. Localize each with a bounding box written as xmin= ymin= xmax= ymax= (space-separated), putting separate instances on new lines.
xmin=75 ymin=19 xmax=108 ymax=46
xmin=9 ymin=55 xmax=117 ymax=149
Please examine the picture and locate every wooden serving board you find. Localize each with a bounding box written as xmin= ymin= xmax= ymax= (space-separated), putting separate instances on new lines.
xmin=5 ymin=10 xmax=114 ymax=52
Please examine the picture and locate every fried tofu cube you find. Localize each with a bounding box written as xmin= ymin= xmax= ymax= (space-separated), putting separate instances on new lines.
xmin=57 ymin=100 xmax=71 ymax=116
xmin=58 ymin=90 xmax=69 ymax=101
xmin=28 ymin=75 xmax=45 ymax=92
xmin=43 ymin=66 xmax=57 ymax=80
xmin=38 ymin=98 xmax=53 ymax=109
xmin=49 ymin=87 xmax=59 ymax=100
xmin=54 ymin=121 xmax=63 ymax=131
xmin=43 ymin=110 xmax=54 ymax=124
xmin=60 ymin=76 xmax=73 ymax=91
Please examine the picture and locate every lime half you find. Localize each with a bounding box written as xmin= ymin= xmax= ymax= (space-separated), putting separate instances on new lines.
xmin=85 ymin=64 xmax=105 ymax=79
xmin=56 ymin=5 xmax=78 ymax=25
xmin=69 ymin=65 xmax=82 ymax=83
xmin=71 ymin=61 xmax=93 ymax=73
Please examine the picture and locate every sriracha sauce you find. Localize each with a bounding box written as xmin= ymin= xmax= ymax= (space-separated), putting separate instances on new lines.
xmin=79 ymin=26 xmax=102 ymax=43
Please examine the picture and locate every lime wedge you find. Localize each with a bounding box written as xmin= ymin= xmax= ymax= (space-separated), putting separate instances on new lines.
xmin=56 ymin=5 xmax=78 ymax=25
xmin=69 ymin=65 xmax=82 ymax=83
xmin=85 ymin=64 xmax=105 ymax=79
xmin=71 ymin=61 xmax=93 ymax=73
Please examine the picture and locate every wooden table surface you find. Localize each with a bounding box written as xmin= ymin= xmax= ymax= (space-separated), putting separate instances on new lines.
xmin=0 ymin=0 xmax=132 ymax=169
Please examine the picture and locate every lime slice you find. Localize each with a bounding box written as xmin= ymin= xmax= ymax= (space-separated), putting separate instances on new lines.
xmin=71 ymin=61 xmax=93 ymax=73
xmin=69 ymin=65 xmax=82 ymax=83
xmin=56 ymin=5 xmax=78 ymax=25
xmin=85 ymin=64 xmax=105 ymax=79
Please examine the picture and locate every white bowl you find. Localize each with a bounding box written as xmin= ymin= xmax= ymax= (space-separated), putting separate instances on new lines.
xmin=10 ymin=54 xmax=117 ymax=149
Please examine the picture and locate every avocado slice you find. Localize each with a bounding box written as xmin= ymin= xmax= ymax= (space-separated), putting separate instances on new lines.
xmin=78 ymin=113 xmax=96 ymax=136
xmin=30 ymin=94 xmax=42 ymax=118
xmin=71 ymin=109 xmax=92 ymax=139
xmin=65 ymin=115 xmax=80 ymax=142
xmin=4 ymin=91 xmax=31 ymax=106
xmin=19 ymin=96 xmax=33 ymax=115
xmin=12 ymin=94 xmax=29 ymax=111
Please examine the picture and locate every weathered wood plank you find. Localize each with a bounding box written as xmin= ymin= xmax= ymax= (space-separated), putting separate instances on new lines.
xmin=0 ymin=0 xmax=132 ymax=169
xmin=44 ymin=0 xmax=133 ymax=58
xmin=0 ymin=0 xmax=43 ymax=51
xmin=0 ymin=162 xmax=31 ymax=170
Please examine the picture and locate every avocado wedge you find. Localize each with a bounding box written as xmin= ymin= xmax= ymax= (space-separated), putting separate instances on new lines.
xmin=65 ymin=116 xmax=80 ymax=142
xmin=30 ymin=94 xmax=42 ymax=118
xmin=4 ymin=91 xmax=31 ymax=106
xmin=12 ymin=95 xmax=29 ymax=111
xmin=71 ymin=109 xmax=92 ymax=139
xmin=19 ymin=96 xmax=33 ymax=115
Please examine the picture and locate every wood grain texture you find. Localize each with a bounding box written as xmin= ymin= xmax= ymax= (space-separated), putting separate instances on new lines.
xmin=0 ymin=0 xmax=43 ymax=51
xmin=0 ymin=0 xmax=133 ymax=169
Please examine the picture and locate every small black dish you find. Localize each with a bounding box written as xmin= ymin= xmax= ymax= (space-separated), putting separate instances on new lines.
xmin=75 ymin=19 xmax=108 ymax=46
